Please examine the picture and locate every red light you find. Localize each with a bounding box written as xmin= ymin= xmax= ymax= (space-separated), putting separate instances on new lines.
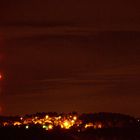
xmin=0 ymin=74 xmax=2 ymax=79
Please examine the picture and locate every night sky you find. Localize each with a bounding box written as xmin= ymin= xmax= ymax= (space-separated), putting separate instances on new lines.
xmin=0 ymin=0 xmax=140 ymax=116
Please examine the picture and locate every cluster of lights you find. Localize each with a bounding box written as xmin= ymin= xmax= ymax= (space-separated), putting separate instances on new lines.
xmin=2 ymin=115 xmax=80 ymax=130
xmin=85 ymin=123 xmax=102 ymax=129
xmin=0 ymin=114 xmax=103 ymax=131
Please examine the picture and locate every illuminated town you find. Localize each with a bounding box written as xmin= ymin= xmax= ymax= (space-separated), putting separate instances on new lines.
xmin=0 ymin=112 xmax=139 ymax=132
xmin=14 ymin=114 xmax=82 ymax=130
xmin=0 ymin=113 xmax=98 ymax=131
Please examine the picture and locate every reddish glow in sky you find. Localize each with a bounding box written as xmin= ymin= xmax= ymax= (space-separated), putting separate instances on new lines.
xmin=0 ymin=74 xmax=2 ymax=80
xmin=0 ymin=0 xmax=140 ymax=116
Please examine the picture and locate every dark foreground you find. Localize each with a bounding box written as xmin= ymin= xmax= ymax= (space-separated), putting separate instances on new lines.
xmin=0 ymin=127 xmax=140 ymax=140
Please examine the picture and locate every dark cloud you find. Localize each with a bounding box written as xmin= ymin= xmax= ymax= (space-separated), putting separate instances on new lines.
xmin=1 ymin=0 xmax=140 ymax=30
